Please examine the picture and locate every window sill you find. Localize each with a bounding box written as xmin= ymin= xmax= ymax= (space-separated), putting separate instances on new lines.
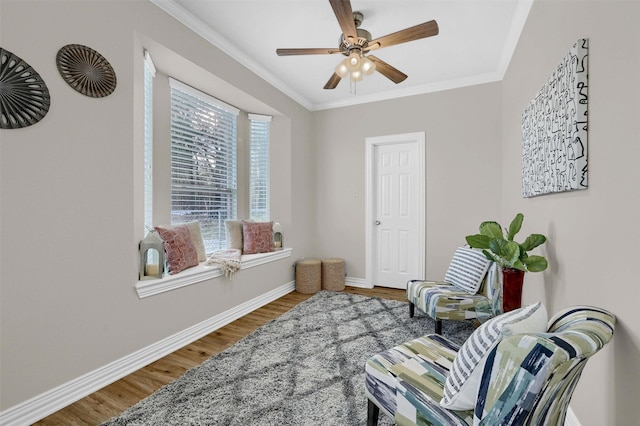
xmin=135 ymin=248 xmax=293 ymax=299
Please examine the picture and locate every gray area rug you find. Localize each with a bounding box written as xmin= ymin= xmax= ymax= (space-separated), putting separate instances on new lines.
xmin=102 ymin=291 xmax=474 ymax=425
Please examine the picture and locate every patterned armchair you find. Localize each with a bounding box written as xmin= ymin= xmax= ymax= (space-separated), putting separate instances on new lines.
xmin=407 ymin=247 xmax=502 ymax=334
xmin=364 ymin=305 xmax=615 ymax=426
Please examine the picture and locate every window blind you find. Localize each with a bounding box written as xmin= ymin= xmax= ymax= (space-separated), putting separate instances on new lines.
xmin=143 ymin=50 xmax=156 ymax=231
xmin=169 ymin=78 xmax=238 ymax=253
xmin=248 ymin=114 xmax=271 ymax=222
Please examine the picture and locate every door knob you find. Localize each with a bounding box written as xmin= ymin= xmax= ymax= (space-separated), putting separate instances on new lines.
xmin=375 ymin=220 xmax=381 ymax=225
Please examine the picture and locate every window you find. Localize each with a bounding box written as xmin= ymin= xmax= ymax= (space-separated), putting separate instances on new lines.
xmin=248 ymin=114 xmax=271 ymax=222
xmin=169 ymin=78 xmax=239 ymax=254
xmin=143 ymin=50 xmax=156 ymax=231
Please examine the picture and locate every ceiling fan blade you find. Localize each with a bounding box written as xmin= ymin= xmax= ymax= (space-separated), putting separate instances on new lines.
xmin=365 ymin=20 xmax=439 ymax=51
xmin=323 ymin=72 xmax=342 ymax=89
xmin=368 ymin=55 xmax=407 ymax=84
xmin=276 ymin=48 xmax=342 ymax=56
xmin=329 ymin=0 xmax=358 ymax=42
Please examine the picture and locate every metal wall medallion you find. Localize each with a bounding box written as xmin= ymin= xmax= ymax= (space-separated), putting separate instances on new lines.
xmin=56 ymin=44 xmax=117 ymax=98
xmin=0 ymin=48 xmax=51 ymax=129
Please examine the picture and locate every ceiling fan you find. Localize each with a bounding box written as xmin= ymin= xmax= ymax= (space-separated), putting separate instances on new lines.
xmin=276 ymin=0 xmax=439 ymax=90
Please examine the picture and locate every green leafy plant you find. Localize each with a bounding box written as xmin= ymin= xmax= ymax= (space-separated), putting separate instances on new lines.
xmin=465 ymin=213 xmax=548 ymax=272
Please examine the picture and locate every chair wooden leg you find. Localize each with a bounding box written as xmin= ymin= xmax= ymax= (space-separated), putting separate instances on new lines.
xmin=367 ymin=399 xmax=380 ymax=426
xmin=435 ymin=319 xmax=442 ymax=335
xmin=409 ymin=302 xmax=415 ymax=318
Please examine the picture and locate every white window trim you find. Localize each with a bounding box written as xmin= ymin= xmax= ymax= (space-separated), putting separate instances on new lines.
xmin=143 ymin=50 xmax=156 ymax=231
xmin=144 ymin=50 xmax=156 ymax=76
xmin=168 ymin=77 xmax=239 ymax=115
xmin=248 ymin=113 xmax=272 ymax=122
xmin=135 ymin=248 xmax=292 ymax=298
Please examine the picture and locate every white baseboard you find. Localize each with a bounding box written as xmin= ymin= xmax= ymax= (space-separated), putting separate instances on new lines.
xmin=345 ymin=276 xmax=372 ymax=288
xmin=565 ymin=406 xmax=581 ymax=426
xmin=0 ymin=281 xmax=296 ymax=426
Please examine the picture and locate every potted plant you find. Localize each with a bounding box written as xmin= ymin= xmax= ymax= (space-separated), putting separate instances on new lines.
xmin=465 ymin=213 xmax=548 ymax=312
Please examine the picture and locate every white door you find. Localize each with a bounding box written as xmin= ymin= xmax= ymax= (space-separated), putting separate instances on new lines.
xmin=366 ymin=133 xmax=425 ymax=289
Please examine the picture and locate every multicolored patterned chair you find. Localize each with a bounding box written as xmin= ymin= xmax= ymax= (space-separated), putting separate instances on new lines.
xmin=407 ymin=247 xmax=501 ymax=334
xmin=364 ymin=305 xmax=615 ymax=426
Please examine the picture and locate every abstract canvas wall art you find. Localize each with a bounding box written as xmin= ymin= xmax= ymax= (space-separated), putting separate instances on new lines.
xmin=521 ymin=39 xmax=588 ymax=197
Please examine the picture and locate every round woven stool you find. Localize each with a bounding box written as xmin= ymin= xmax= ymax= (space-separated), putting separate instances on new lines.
xmin=321 ymin=258 xmax=345 ymax=291
xmin=295 ymin=259 xmax=322 ymax=294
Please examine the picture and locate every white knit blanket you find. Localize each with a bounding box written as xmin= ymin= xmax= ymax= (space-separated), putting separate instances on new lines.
xmin=205 ymin=249 xmax=241 ymax=279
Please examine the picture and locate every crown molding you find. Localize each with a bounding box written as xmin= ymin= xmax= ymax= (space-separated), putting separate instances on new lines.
xmin=312 ymin=71 xmax=503 ymax=111
xmin=496 ymin=0 xmax=534 ymax=79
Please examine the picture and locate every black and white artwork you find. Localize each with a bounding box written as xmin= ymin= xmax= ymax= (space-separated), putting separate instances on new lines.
xmin=521 ymin=39 xmax=588 ymax=197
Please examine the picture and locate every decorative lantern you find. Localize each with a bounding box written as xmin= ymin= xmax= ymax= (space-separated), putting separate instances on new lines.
xmin=139 ymin=229 xmax=164 ymax=280
xmin=273 ymin=222 xmax=284 ymax=250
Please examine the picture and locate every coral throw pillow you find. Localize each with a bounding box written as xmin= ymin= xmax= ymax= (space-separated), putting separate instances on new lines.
xmin=242 ymin=221 xmax=274 ymax=255
xmin=155 ymin=224 xmax=199 ymax=274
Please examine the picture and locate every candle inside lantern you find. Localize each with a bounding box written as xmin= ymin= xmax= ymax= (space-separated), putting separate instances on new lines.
xmin=140 ymin=230 xmax=165 ymax=280
xmin=146 ymin=263 xmax=159 ymax=276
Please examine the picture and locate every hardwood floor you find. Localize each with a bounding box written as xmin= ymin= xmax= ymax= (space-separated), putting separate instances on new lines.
xmin=34 ymin=286 xmax=407 ymax=425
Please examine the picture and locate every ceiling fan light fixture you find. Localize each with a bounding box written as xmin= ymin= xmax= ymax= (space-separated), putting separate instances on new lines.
xmin=346 ymin=51 xmax=361 ymax=72
xmin=276 ymin=1 xmax=438 ymax=92
xmin=349 ymin=69 xmax=363 ymax=82
xmin=361 ymin=56 xmax=376 ymax=75
xmin=335 ymin=60 xmax=349 ymax=78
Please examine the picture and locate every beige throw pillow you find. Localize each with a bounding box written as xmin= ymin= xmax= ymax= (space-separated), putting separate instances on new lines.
xmin=226 ymin=220 xmax=244 ymax=251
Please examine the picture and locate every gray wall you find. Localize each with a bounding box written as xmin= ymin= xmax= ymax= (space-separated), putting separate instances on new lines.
xmin=0 ymin=0 xmax=314 ymax=409
xmin=499 ymin=1 xmax=640 ymax=424
xmin=312 ymin=83 xmax=503 ymax=279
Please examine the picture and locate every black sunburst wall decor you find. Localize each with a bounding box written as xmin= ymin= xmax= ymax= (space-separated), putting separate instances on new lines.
xmin=56 ymin=44 xmax=117 ymax=98
xmin=0 ymin=48 xmax=51 ymax=129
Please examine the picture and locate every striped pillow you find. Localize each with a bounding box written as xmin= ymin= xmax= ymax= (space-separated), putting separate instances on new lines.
xmin=440 ymin=302 xmax=547 ymax=410
xmin=444 ymin=247 xmax=492 ymax=294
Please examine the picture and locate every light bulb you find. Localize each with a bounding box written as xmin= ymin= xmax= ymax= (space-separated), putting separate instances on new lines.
xmin=346 ymin=51 xmax=361 ymax=72
xmin=361 ymin=57 xmax=376 ymax=76
xmin=350 ymin=69 xmax=363 ymax=82
xmin=335 ymin=60 xmax=349 ymax=78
